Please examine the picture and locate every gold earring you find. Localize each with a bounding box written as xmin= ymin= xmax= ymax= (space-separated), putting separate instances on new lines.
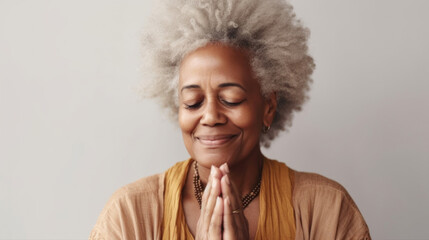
xmin=263 ymin=125 xmax=270 ymax=133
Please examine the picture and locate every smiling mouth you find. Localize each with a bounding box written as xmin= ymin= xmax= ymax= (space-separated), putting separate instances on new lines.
xmin=195 ymin=135 xmax=238 ymax=146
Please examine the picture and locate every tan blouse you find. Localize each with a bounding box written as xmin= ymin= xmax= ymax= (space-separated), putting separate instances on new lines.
xmin=90 ymin=165 xmax=371 ymax=239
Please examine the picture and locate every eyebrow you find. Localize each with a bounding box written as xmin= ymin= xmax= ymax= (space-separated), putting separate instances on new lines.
xmin=181 ymin=82 xmax=246 ymax=92
xmin=181 ymin=84 xmax=200 ymax=92
xmin=218 ymin=83 xmax=247 ymax=92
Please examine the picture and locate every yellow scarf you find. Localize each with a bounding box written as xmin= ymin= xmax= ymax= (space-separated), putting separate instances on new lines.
xmin=162 ymin=157 xmax=295 ymax=239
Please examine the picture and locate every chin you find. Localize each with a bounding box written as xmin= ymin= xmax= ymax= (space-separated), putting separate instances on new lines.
xmin=192 ymin=149 xmax=241 ymax=168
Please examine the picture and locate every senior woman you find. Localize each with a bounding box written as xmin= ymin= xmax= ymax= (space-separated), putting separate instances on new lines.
xmin=90 ymin=0 xmax=370 ymax=239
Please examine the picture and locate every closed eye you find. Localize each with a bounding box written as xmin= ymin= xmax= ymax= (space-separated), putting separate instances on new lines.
xmin=221 ymin=99 xmax=246 ymax=107
xmin=184 ymin=101 xmax=203 ymax=109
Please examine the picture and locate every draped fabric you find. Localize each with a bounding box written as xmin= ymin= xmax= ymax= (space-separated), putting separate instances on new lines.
xmin=162 ymin=159 xmax=194 ymax=240
xmin=162 ymin=157 xmax=295 ymax=239
xmin=255 ymin=158 xmax=296 ymax=239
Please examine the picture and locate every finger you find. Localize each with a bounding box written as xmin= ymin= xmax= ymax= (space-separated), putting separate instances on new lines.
xmin=201 ymin=171 xmax=212 ymax=211
xmin=220 ymin=174 xmax=241 ymax=213
xmin=202 ymin=169 xmax=221 ymax=234
xmin=223 ymin=195 xmax=250 ymax=240
xmin=221 ymin=174 xmax=248 ymax=232
xmin=220 ymin=163 xmax=240 ymax=212
xmin=202 ymin=165 xmax=221 ymax=209
xmin=212 ymin=165 xmax=224 ymax=179
xmin=199 ymin=166 xmax=214 ymax=234
xmin=219 ymin=163 xmax=229 ymax=176
xmin=222 ymin=196 xmax=235 ymax=239
xmin=198 ymin=172 xmax=211 ymax=233
xmin=208 ymin=196 xmax=223 ymax=239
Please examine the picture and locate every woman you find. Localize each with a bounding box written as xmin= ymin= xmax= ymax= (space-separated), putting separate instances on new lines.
xmin=90 ymin=0 xmax=371 ymax=239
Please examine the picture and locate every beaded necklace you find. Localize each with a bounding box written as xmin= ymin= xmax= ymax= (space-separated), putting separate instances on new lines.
xmin=192 ymin=161 xmax=262 ymax=209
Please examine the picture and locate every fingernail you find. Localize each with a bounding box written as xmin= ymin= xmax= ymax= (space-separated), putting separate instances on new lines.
xmin=216 ymin=196 xmax=222 ymax=205
xmin=224 ymin=175 xmax=230 ymax=185
xmin=223 ymin=163 xmax=230 ymax=173
xmin=225 ymin=196 xmax=230 ymax=206
xmin=211 ymin=165 xmax=215 ymax=175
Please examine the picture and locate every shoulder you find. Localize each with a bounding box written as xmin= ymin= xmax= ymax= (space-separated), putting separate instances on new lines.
xmin=103 ymin=173 xmax=165 ymax=212
xmin=89 ymin=173 xmax=165 ymax=240
xmin=293 ymin=170 xmax=352 ymax=201
xmin=110 ymin=172 xmax=164 ymax=200
xmin=292 ymin=170 xmax=371 ymax=239
xmin=292 ymin=170 xmax=358 ymax=216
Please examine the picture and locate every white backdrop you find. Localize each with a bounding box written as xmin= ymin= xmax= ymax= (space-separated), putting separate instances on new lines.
xmin=1 ymin=0 xmax=428 ymax=239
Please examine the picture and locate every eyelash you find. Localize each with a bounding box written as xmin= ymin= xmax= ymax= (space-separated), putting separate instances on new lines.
xmin=184 ymin=99 xmax=245 ymax=109
xmin=184 ymin=102 xmax=202 ymax=109
xmin=221 ymin=99 xmax=245 ymax=107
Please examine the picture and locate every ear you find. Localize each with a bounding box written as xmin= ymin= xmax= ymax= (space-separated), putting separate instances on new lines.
xmin=263 ymin=92 xmax=277 ymax=127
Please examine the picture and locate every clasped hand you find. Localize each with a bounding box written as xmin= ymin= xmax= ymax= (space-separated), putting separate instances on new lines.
xmin=195 ymin=163 xmax=250 ymax=240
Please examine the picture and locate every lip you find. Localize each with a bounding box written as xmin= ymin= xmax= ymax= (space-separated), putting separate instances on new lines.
xmin=195 ymin=134 xmax=238 ymax=147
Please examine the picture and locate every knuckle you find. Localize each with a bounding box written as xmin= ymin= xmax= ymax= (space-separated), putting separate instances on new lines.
xmin=209 ymin=221 xmax=218 ymax=229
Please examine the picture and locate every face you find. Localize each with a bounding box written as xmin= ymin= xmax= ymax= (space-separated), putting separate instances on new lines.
xmin=178 ymin=43 xmax=275 ymax=168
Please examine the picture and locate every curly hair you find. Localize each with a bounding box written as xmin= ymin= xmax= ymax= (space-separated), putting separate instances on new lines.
xmin=140 ymin=0 xmax=315 ymax=147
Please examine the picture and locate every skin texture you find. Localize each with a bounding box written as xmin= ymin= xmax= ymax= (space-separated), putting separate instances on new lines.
xmin=178 ymin=43 xmax=277 ymax=239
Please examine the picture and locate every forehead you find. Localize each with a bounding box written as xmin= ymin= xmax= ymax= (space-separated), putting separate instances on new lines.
xmin=179 ymin=44 xmax=256 ymax=87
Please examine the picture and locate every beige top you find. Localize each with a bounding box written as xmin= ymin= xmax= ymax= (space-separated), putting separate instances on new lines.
xmin=89 ymin=170 xmax=371 ymax=240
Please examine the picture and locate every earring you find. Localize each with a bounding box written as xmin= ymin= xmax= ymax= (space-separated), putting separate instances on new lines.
xmin=263 ymin=125 xmax=271 ymax=133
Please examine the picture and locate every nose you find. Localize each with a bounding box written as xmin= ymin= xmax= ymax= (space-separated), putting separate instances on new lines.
xmin=200 ymin=99 xmax=227 ymax=126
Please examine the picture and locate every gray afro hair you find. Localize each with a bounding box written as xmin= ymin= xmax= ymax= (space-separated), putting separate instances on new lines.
xmin=140 ymin=0 xmax=315 ymax=147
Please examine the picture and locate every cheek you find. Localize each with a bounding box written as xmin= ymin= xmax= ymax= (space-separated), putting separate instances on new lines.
xmin=178 ymin=110 xmax=193 ymax=153
xmin=178 ymin=109 xmax=197 ymax=135
xmin=231 ymin=106 xmax=264 ymax=132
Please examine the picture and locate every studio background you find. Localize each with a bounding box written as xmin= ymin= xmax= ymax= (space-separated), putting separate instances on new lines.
xmin=1 ymin=0 xmax=428 ymax=239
